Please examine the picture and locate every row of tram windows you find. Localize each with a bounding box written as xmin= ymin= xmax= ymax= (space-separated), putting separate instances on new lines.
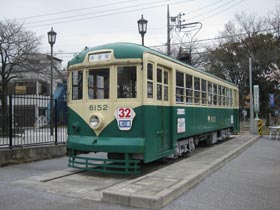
xmin=147 ymin=63 xmax=169 ymax=101
xmin=71 ymin=66 xmax=137 ymax=100
xmin=176 ymin=71 xmax=234 ymax=107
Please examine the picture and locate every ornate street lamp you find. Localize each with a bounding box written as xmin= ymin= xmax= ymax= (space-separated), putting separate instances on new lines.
xmin=137 ymin=15 xmax=148 ymax=46
xmin=47 ymin=27 xmax=56 ymax=136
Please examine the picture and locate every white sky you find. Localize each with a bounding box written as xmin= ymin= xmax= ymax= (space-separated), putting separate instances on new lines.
xmin=1 ymin=0 xmax=279 ymax=67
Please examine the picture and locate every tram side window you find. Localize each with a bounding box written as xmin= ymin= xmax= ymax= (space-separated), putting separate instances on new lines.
xmin=221 ymin=86 xmax=225 ymax=106
xmin=185 ymin=74 xmax=193 ymax=104
xmin=233 ymin=90 xmax=238 ymax=107
xmin=157 ymin=68 xmax=162 ymax=100
xmin=225 ymin=88 xmax=230 ymax=106
xmin=147 ymin=63 xmax=153 ymax=98
xmin=117 ymin=66 xmax=137 ymax=98
xmin=218 ymin=85 xmax=221 ymax=106
xmin=156 ymin=68 xmax=169 ymax=101
xmin=72 ymin=71 xmax=83 ymax=100
xmin=176 ymin=71 xmax=184 ymax=103
xmin=88 ymin=68 xmax=109 ymax=99
xmin=208 ymin=82 xmax=213 ymax=105
xmin=213 ymin=84 xmax=217 ymax=105
xmin=229 ymin=89 xmax=233 ymax=107
xmin=164 ymin=71 xmax=168 ymax=101
xmin=201 ymin=79 xmax=207 ymax=105
xmin=194 ymin=77 xmax=200 ymax=104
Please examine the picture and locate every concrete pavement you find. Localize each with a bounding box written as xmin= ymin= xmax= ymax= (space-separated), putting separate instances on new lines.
xmin=13 ymin=132 xmax=259 ymax=209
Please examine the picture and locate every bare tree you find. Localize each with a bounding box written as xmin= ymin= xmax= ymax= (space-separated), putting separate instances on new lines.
xmin=0 ymin=20 xmax=42 ymax=91
xmin=266 ymin=5 xmax=280 ymax=83
xmin=0 ymin=19 xmax=41 ymax=133
xmin=204 ymin=8 xmax=280 ymax=123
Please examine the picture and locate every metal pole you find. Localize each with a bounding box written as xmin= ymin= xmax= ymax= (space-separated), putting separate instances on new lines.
xmin=9 ymin=95 xmax=13 ymax=149
xmin=167 ymin=4 xmax=171 ymax=56
xmin=54 ymin=99 xmax=57 ymax=145
xmin=50 ymin=44 xmax=54 ymax=136
xmin=141 ymin=34 xmax=144 ymax=46
xmin=249 ymin=57 xmax=254 ymax=134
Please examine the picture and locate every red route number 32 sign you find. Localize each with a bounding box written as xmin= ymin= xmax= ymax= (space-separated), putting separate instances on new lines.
xmin=114 ymin=108 xmax=136 ymax=131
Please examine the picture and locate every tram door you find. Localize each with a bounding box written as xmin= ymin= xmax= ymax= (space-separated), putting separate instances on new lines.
xmin=156 ymin=67 xmax=172 ymax=152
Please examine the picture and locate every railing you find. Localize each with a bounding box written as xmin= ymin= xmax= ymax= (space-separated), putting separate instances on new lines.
xmin=0 ymin=94 xmax=67 ymax=149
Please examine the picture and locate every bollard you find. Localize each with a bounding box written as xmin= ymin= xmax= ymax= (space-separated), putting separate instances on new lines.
xmin=258 ymin=119 xmax=263 ymax=136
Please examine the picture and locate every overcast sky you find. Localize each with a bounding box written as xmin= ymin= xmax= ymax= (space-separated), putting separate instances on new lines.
xmin=1 ymin=0 xmax=279 ymax=67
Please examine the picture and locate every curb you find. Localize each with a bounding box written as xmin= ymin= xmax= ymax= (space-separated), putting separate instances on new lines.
xmin=0 ymin=144 xmax=66 ymax=167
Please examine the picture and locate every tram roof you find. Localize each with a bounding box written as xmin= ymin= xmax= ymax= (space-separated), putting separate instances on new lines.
xmin=68 ymin=42 xmax=237 ymax=87
xmin=68 ymin=42 xmax=199 ymax=71
xmin=68 ymin=42 xmax=151 ymax=66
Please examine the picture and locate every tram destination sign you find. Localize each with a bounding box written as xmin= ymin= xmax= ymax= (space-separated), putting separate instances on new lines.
xmin=89 ymin=52 xmax=111 ymax=62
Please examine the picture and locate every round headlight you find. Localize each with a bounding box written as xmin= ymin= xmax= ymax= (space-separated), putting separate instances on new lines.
xmin=89 ymin=114 xmax=103 ymax=129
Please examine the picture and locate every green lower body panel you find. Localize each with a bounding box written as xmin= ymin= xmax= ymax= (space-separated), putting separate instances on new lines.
xmin=66 ymin=105 xmax=239 ymax=174
xmin=67 ymin=135 xmax=145 ymax=153
xmin=68 ymin=151 xmax=140 ymax=174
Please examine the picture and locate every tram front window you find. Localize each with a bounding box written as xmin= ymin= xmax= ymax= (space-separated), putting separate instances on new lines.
xmin=88 ymin=68 xmax=109 ymax=99
xmin=117 ymin=66 xmax=137 ymax=98
xmin=72 ymin=71 xmax=83 ymax=100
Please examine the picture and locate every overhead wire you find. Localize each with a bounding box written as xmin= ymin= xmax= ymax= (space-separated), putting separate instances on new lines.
xmin=33 ymin=0 xmax=268 ymax=63
xmin=188 ymin=0 xmax=237 ymax=21
xmin=197 ymin=0 xmax=245 ymax=22
xmin=148 ymin=0 xmax=245 ymax=47
xmin=25 ymin=0 xmax=168 ymax=25
xmin=187 ymin=0 xmax=227 ymax=14
xmin=25 ymin=0 xmax=191 ymax=28
xmin=18 ymin=0 xmax=143 ymax=20
xmin=144 ymin=0 xmax=238 ymax=48
xmin=24 ymin=0 xmax=244 ymax=39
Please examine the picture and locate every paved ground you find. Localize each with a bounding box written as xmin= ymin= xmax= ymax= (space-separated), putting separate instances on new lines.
xmin=166 ymin=135 xmax=280 ymax=210
xmin=0 ymin=134 xmax=280 ymax=210
xmin=101 ymin=133 xmax=258 ymax=209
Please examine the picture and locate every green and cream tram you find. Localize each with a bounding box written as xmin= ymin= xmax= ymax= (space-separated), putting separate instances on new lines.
xmin=67 ymin=42 xmax=239 ymax=174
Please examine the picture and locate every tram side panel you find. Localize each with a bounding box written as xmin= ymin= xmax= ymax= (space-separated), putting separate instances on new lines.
xmin=233 ymin=108 xmax=240 ymax=134
xmin=142 ymin=105 xmax=174 ymax=163
xmin=172 ymin=106 xmax=237 ymax=142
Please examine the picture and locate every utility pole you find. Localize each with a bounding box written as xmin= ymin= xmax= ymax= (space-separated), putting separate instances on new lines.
xmin=249 ymin=57 xmax=254 ymax=134
xmin=167 ymin=4 xmax=171 ymax=56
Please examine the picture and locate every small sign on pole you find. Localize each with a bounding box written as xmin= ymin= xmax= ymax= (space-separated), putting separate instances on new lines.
xmin=269 ymin=94 xmax=275 ymax=107
xmin=253 ymin=85 xmax=259 ymax=119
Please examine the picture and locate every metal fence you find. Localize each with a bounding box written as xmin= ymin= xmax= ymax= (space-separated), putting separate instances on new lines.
xmin=0 ymin=94 xmax=67 ymax=149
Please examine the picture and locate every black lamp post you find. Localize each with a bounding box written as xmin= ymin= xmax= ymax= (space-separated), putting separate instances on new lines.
xmin=137 ymin=15 xmax=148 ymax=46
xmin=47 ymin=27 xmax=56 ymax=136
